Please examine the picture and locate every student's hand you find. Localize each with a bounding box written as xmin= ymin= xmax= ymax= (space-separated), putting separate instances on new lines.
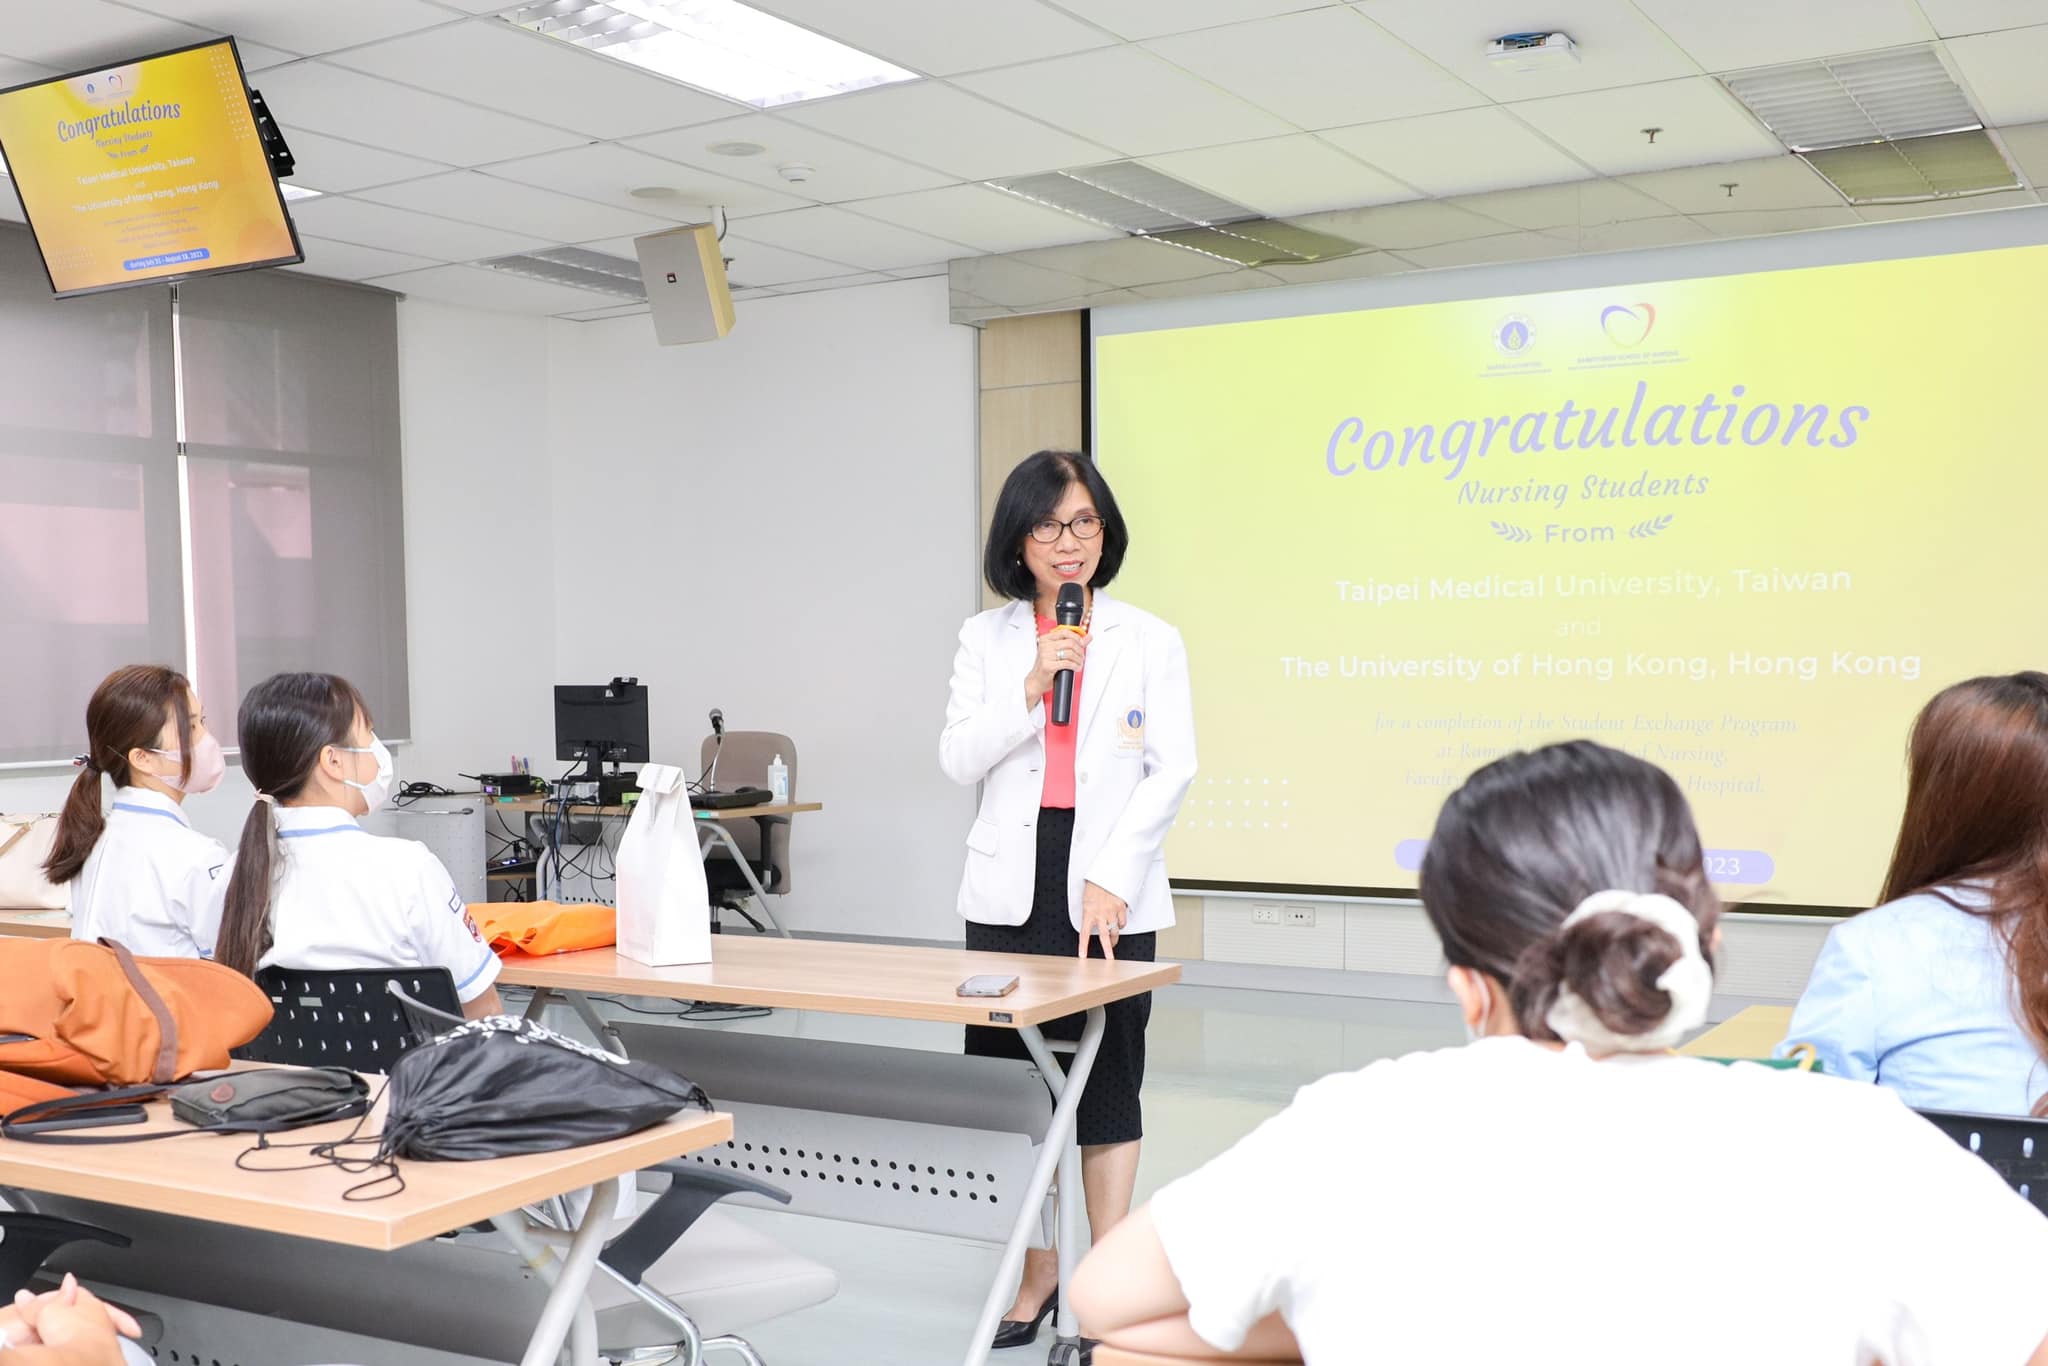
xmin=1081 ymin=881 xmax=1128 ymax=960
xmin=0 ymin=1275 xmax=141 ymax=1364
xmin=1026 ymin=629 xmax=1090 ymax=709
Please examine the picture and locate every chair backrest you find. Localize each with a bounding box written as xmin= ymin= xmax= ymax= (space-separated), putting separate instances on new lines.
xmin=234 ymin=965 xmax=461 ymax=1069
xmin=1916 ymin=1108 xmax=2048 ymax=1215
xmin=699 ymin=730 xmax=797 ymax=893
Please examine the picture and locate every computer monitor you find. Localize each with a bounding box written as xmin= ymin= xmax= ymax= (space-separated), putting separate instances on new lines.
xmin=554 ymin=679 xmax=649 ymax=784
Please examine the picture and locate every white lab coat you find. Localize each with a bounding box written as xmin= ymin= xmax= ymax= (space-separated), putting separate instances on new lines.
xmin=249 ymin=805 xmax=501 ymax=1004
xmin=70 ymin=786 xmax=229 ymax=959
xmin=941 ymin=591 xmax=1196 ymax=934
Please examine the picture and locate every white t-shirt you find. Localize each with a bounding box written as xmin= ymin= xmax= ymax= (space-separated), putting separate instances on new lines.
xmin=70 ymin=786 xmax=228 ymax=959
xmin=1150 ymin=1036 xmax=2048 ymax=1366
xmin=251 ymin=806 xmax=500 ymax=1003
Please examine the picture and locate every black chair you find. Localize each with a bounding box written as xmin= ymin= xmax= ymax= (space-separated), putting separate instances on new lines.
xmin=0 ymin=1212 xmax=127 ymax=1290
xmin=233 ymin=966 xmax=462 ymax=1068
xmin=1916 ymin=1108 xmax=2048 ymax=1215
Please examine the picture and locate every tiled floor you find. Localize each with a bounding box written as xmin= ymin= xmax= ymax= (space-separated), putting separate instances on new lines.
xmin=605 ymin=983 xmax=1464 ymax=1366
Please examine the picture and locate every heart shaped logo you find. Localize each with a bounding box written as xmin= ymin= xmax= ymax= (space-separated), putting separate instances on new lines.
xmin=1600 ymin=302 xmax=1656 ymax=348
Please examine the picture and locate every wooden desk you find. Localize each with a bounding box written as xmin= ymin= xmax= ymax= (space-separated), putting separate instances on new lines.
xmin=0 ymin=1089 xmax=730 ymax=1365
xmin=0 ymin=907 xmax=70 ymax=939
xmin=498 ymin=935 xmax=1177 ymax=1029
xmin=502 ymin=936 xmax=1176 ymax=1366
xmin=1679 ymin=1005 xmax=1794 ymax=1060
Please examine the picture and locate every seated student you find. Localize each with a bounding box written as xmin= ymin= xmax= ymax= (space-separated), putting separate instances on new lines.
xmin=1073 ymin=741 xmax=2048 ymax=1365
xmin=1780 ymin=672 xmax=2048 ymax=1113
xmin=0 ymin=1275 xmax=144 ymax=1365
xmin=214 ymin=672 xmax=502 ymax=1019
xmin=45 ymin=665 xmax=228 ymax=958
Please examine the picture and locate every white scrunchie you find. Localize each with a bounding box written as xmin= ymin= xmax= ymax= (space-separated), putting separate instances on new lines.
xmin=1543 ymin=890 xmax=1713 ymax=1055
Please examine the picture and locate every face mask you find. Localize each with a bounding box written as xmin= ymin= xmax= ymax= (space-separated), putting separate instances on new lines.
xmin=147 ymin=732 xmax=226 ymax=797
xmin=1463 ymin=974 xmax=1493 ymax=1044
xmin=334 ymin=736 xmax=395 ymax=815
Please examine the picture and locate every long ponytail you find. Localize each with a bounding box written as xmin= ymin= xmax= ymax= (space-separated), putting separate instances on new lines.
xmin=215 ymin=673 xmax=367 ymax=977
xmin=44 ymin=665 xmax=192 ymax=884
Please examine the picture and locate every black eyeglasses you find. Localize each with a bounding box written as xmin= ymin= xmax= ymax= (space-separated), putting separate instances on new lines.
xmin=1029 ymin=515 xmax=1103 ymax=543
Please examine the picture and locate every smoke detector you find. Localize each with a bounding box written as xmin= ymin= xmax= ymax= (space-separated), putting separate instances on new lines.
xmin=1487 ymin=32 xmax=1578 ymax=72
xmin=777 ymin=163 xmax=816 ymax=184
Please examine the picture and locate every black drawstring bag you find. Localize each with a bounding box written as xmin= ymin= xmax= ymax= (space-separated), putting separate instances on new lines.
xmin=377 ymin=1017 xmax=710 ymax=1161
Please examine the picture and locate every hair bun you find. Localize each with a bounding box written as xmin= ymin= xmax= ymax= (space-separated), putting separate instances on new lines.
xmin=1542 ymin=891 xmax=1713 ymax=1054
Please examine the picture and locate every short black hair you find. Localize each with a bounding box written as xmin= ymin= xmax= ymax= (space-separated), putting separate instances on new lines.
xmin=982 ymin=450 xmax=1130 ymax=601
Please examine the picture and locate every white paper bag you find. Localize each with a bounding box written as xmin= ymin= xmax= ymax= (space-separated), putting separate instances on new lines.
xmin=0 ymin=814 xmax=68 ymax=911
xmin=615 ymin=763 xmax=712 ymax=966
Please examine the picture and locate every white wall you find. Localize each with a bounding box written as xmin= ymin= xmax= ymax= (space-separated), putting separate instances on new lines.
xmin=541 ymin=276 xmax=978 ymax=940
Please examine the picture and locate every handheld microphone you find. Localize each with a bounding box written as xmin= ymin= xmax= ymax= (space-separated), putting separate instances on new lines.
xmin=1051 ymin=583 xmax=1084 ymax=726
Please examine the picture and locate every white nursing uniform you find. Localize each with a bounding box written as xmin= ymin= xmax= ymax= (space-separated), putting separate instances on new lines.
xmin=256 ymin=805 xmax=500 ymax=1003
xmin=70 ymin=786 xmax=228 ymax=959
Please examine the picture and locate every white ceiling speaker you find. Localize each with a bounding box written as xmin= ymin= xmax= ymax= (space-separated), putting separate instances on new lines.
xmin=633 ymin=223 xmax=736 ymax=346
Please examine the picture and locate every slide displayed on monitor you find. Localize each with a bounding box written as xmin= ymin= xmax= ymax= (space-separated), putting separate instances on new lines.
xmin=1096 ymin=240 xmax=2048 ymax=910
xmin=0 ymin=38 xmax=299 ymax=297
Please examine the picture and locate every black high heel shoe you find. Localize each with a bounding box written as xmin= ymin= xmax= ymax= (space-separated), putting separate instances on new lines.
xmin=991 ymin=1285 xmax=1058 ymax=1349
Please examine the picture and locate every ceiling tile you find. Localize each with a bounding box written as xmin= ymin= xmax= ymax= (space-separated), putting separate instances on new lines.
xmin=773 ymin=272 xmax=896 ymax=294
xmin=845 ymin=185 xmax=1108 ymax=253
xmin=1947 ymin=27 xmax=2048 ymax=125
xmin=330 ymin=20 xmax=742 ymax=140
xmin=714 ymin=235 xmax=866 ymax=286
xmin=1064 ymin=0 xmax=1342 ymax=42
xmin=0 ymin=57 xmax=56 ymax=87
xmin=733 ymin=205 xmax=969 ymax=271
xmin=121 ymin=0 xmax=457 ymax=54
xmin=1393 ymin=229 xmax=1577 ymax=269
xmin=1132 ymin=268 xmax=1285 ymax=299
xmin=1322 ymin=107 xmax=1592 ymax=195
xmin=487 ymin=143 xmax=808 ymax=223
xmin=1690 ymin=205 xmax=1862 ymax=236
xmin=1358 ymin=0 xmax=1701 ymax=101
xmin=630 ymin=113 xmax=953 ymax=203
xmin=951 ymin=254 xmax=1100 ymax=306
xmin=356 ymin=172 xmax=679 ymax=241
xmin=0 ymin=3 xmax=213 ymax=69
xmin=234 ymin=43 xmax=299 ymax=72
xmin=561 ymin=303 xmax=654 ymax=322
xmin=286 ymin=194 xmax=552 ymax=261
xmin=1627 ymin=0 xmax=1934 ymax=72
xmin=373 ymin=263 xmax=616 ymax=315
xmin=0 ymin=192 xmax=23 ymax=223
xmin=1149 ymin=9 xmax=1483 ymax=130
xmin=282 ymin=235 xmax=438 ymax=281
xmin=1916 ymin=3 xmax=2048 ymax=38
xmin=1295 ymin=197 xmax=1510 ymax=248
xmin=745 ymin=0 xmax=1113 ymax=75
xmin=783 ymin=83 xmax=1112 ymax=181
xmin=1854 ymin=188 xmax=2038 ymax=219
xmin=1451 ymin=178 xmax=1670 ymax=229
xmin=956 ymin=47 xmax=1291 ymax=157
xmin=1510 ymin=78 xmax=1784 ymax=176
xmin=1020 ymin=237 xmax=1236 ymax=286
xmin=273 ymin=129 xmax=448 ymax=194
xmin=1994 ymin=122 xmax=2048 ymax=183
xmin=257 ymin=61 xmax=585 ymax=165
xmin=1624 ymin=155 xmax=1844 ymax=214
xmin=1145 ymin=135 xmax=1416 ymax=216
xmin=1565 ymin=214 xmax=1713 ymax=251
xmin=889 ymin=263 xmax=951 ymax=278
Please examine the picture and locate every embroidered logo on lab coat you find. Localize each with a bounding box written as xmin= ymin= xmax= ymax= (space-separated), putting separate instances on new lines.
xmin=1116 ymin=707 xmax=1145 ymax=754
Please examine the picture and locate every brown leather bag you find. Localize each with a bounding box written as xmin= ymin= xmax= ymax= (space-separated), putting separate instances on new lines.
xmin=0 ymin=938 xmax=272 ymax=1086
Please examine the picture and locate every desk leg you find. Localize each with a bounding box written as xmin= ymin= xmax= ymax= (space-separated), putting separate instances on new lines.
xmin=499 ymin=1174 xmax=627 ymax=1366
xmin=962 ymin=1007 xmax=1104 ymax=1366
xmin=697 ymin=822 xmax=791 ymax=938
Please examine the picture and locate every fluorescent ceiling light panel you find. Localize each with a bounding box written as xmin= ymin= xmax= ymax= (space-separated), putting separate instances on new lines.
xmin=484 ymin=248 xmax=650 ymax=298
xmin=1802 ymin=129 xmax=2018 ymax=202
xmin=1723 ymin=46 xmax=1981 ymax=153
xmin=504 ymin=0 xmax=919 ymax=109
xmin=992 ymin=162 xmax=1255 ymax=235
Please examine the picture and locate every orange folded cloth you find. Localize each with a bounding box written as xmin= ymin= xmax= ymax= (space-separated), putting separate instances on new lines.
xmin=468 ymin=902 xmax=617 ymax=958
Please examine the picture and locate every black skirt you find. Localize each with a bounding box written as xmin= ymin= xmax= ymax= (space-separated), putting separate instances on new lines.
xmin=963 ymin=806 xmax=1155 ymax=1147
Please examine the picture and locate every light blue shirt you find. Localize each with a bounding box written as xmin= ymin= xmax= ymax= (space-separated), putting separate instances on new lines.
xmin=1779 ymin=887 xmax=2045 ymax=1115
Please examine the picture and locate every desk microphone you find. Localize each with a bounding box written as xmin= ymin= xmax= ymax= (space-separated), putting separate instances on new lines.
xmin=1051 ymin=583 xmax=1084 ymax=726
xmin=707 ymin=707 xmax=725 ymax=790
